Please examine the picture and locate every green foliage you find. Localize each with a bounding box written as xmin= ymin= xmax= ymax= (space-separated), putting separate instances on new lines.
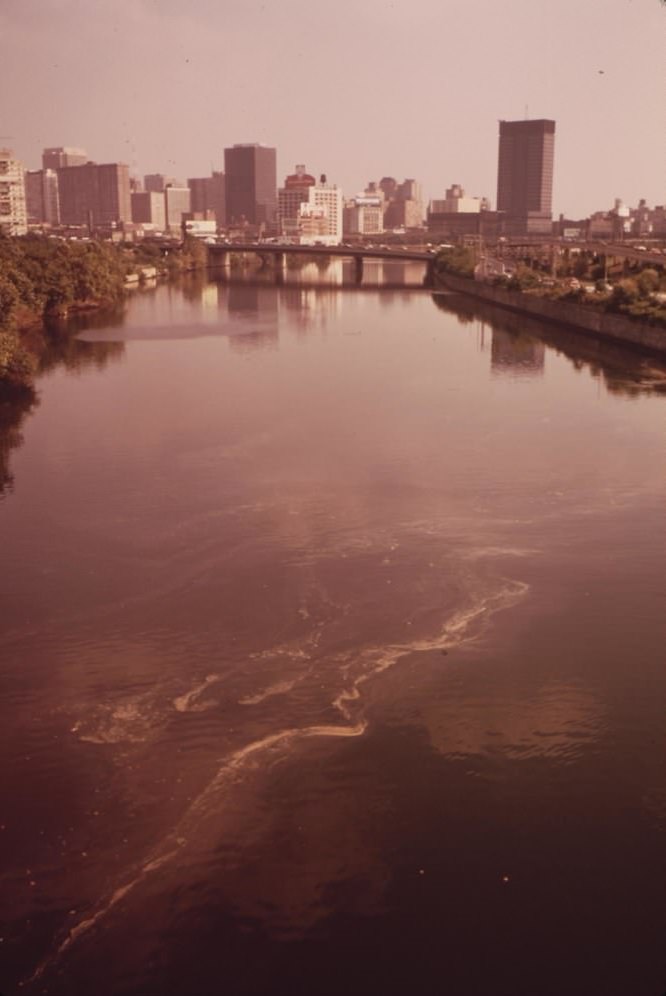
xmin=0 ymin=235 xmax=129 ymax=389
xmin=605 ymin=275 xmax=666 ymax=325
xmin=0 ymin=234 xmax=127 ymax=321
xmin=610 ymin=278 xmax=640 ymax=308
xmin=128 ymin=241 xmax=165 ymax=268
xmin=0 ymin=273 xmax=20 ymax=332
xmin=162 ymin=236 xmax=208 ymax=276
xmin=0 ymin=330 xmax=38 ymax=391
xmin=512 ymin=266 xmax=542 ymax=291
xmin=636 ymin=268 xmax=660 ymax=296
xmin=561 ymin=286 xmax=587 ymax=303
xmin=434 ymin=246 xmax=476 ymax=279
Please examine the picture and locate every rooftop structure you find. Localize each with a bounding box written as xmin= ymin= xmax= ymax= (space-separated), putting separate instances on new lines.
xmin=42 ymin=146 xmax=88 ymax=170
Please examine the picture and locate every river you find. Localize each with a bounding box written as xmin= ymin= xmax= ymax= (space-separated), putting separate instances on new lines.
xmin=1 ymin=260 xmax=665 ymax=996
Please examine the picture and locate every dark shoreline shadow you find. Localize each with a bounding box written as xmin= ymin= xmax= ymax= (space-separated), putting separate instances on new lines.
xmin=433 ymin=289 xmax=666 ymax=398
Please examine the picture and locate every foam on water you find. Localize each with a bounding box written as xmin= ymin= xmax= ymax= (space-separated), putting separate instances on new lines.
xmin=239 ymin=676 xmax=304 ymax=706
xmin=71 ymin=698 xmax=163 ymax=745
xmin=173 ymin=674 xmax=221 ymax=713
xmin=27 ymin=570 xmax=529 ymax=987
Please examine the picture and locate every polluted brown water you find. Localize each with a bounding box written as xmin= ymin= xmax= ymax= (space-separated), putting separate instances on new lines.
xmin=1 ymin=261 xmax=665 ymax=996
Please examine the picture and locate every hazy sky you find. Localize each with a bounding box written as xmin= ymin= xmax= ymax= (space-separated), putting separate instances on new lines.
xmin=2 ymin=0 xmax=663 ymax=217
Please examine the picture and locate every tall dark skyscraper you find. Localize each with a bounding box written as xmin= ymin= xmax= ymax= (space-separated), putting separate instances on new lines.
xmin=224 ymin=144 xmax=276 ymax=226
xmin=496 ymin=119 xmax=555 ymax=235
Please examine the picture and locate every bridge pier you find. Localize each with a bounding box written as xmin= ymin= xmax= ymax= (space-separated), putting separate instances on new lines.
xmin=354 ymin=256 xmax=364 ymax=284
xmin=423 ymin=257 xmax=436 ymax=288
xmin=208 ymin=248 xmax=229 ymax=270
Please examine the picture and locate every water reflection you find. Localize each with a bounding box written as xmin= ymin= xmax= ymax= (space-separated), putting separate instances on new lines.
xmin=433 ymin=290 xmax=666 ymax=396
xmin=491 ymin=327 xmax=545 ymax=377
xmin=37 ymin=326 xmax=126 ymax=376
xmin=0 ymin=328 xmax=124 ymax=496
xmin=0 ymin=390 xmax=37 ymax=497
xmin=4 ymin=272 xmax=666 ymax=508
xmin=227 ymin=283 xmax=279 ymax=351
xmin=285 ymin=259 xmax=345 ymax=285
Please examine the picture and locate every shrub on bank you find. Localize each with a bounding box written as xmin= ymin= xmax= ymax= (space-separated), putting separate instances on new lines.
xmin=434 ymin=246 xmax=476 ymax=279
xmin=0 ymin=235 xmax=127 ymax=320
xmin=0 ymin=330 xmax=38 ymax=394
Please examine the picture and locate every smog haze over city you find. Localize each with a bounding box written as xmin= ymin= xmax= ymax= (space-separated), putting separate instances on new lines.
xmin=3 ymin=0 xmax=663 ymax=216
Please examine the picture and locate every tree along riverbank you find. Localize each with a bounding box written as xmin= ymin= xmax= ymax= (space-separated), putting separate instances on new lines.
xmin=433 ymin=247 xmax=666 ymax=355
xmin=0 ymin=235 xmax=207 ymax=395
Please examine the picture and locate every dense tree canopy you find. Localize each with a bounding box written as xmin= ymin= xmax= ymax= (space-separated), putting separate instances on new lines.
xmin=0 ymin=235 xmax=127 ymax=333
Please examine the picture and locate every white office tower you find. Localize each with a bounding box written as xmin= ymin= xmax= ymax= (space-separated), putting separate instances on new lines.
xmin=278 ymin=168 xmax=343 ymax=245
xmin=0 ymin=150 xmax=28 ymax=235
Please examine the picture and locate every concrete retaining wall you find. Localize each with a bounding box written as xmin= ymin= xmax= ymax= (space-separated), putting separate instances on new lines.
xmin=437 ymin=273 xmax=666 ymax=355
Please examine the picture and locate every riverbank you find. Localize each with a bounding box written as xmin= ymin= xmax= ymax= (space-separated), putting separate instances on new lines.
xmin=0 ymin=235 xmax=207 ymax=395
xmin=434 ymin=271 xmax=666 ymax=356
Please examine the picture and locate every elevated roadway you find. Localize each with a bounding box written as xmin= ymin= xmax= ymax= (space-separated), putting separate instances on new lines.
xmin=207 ymin=241 xmax=437 ymax=284
xmin=496 ymin=239 xmax=665 ymax=267
xmin=207 ymin=242 xmax=435 ymax=263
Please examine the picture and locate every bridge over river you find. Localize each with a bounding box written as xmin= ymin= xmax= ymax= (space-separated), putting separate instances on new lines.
xmin=207 ymin=242 xmax=438 ymax=284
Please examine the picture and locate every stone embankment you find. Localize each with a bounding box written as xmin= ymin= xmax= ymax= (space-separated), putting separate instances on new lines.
xmin=436 ymin=272 xmax=666 ymax=356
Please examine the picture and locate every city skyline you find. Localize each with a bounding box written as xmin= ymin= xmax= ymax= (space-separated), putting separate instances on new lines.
xmin=2 ymin=0 xmax=662 ymax=219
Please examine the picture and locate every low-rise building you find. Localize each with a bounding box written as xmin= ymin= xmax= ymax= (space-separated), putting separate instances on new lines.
xmin=427 ymin=182 xmax=497 ymax=239
xmin=427 ymin=209 xmax=504 ymax=240
xmin=184 ymin=219 xmax=217 ymax=238
xmin=430 ymin=184 xmax=484 ymax=214
xmin=344 ymin=195 xmax=384 ymax=236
